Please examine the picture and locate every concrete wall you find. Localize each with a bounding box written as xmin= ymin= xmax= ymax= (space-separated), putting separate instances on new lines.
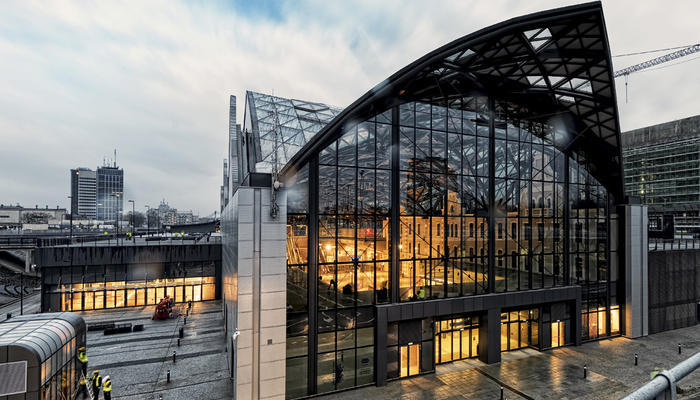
xmin=624 ymin=205 xmax=649 ymax=338
xmin=223 ymin=187 xmax=287 ymax=400
xmin=648 ymin=250 xmax=700 ymax=334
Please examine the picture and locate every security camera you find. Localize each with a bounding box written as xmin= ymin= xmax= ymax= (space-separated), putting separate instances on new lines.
xmin=232 ymin=330 xmax=240 ymax=340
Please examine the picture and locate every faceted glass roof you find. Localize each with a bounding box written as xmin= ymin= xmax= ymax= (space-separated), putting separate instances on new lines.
xmin=282 ymin=2 xmax=624 ymax=199
xmin=246 ymin=91 xmax=342 ymax=173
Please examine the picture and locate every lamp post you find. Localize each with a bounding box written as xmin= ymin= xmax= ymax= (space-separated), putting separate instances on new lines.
xmin=128 ymin=200 xmax=135 ymax=243
xmin=111 ymin=192 xmax=122 ymax=244
xmin=145 ymin=205 xmax=151 ymax=237
xmin=67 ymin=195 xmax=73 ymax=243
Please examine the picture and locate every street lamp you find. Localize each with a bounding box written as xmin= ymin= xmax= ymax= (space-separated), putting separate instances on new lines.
xmin=67 ymin=195 xmax=73 ymax=242
xmin=128 ymin=200 xmax=135 ymax=243
xmin=145 ymin=205 xmax=151 ymax=237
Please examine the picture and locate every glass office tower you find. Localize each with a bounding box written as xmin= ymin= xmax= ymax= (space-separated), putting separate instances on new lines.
xmin=280 ymin=3 xmax=625 ymax=398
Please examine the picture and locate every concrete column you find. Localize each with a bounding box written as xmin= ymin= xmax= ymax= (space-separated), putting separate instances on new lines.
xmin=478 ymin=308 xmax=501 ymax=364
xmin=624 ymin=204 xmax=648 ymax=338
xmin=375 ymin=309 xmax=388 ymax=386
xmin=228 ymin=186 xmax=287 ymax=400
xmin=24 ymin=249 xmax=32 ymax=273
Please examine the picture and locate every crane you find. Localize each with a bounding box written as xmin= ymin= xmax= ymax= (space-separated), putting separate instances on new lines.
xmin=613 ymin=43 xmax=700 ymax=102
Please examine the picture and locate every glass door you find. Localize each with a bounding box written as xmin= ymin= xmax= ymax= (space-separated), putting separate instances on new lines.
xmin=400 ymin=344 xmax=420 ymax=378
xmin=551 ymin=321 xmax=564 ymax=348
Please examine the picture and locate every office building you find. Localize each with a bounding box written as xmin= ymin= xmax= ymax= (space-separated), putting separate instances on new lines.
xmin=622 ymin=114 xmax=700 ymax=236
xmin=221 ymin=3 xmax=648 ymax=399
xmin=70 ymin=167 xmax=97 ymax=219
xmin=96 ymin=164 xmax=124 ymax=222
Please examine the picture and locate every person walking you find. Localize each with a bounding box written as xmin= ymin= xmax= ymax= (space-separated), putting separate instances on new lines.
xmin=78 ymin=346 xmax=88 ymax=376
xmin=77 ymin=375 xmax=89 ymax=400
xmin=91 ymin=370 xmax=102 ymax=400
xmin=103 ymin=376 xmax=113 ymax=400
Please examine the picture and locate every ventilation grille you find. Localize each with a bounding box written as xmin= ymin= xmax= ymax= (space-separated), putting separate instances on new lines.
xmin=0 ymin=361 xmax=27 ymax=396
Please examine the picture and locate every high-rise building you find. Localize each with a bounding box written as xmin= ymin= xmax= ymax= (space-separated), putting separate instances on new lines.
xmin=97 ymin=165 xmax=124 ymax=222
xmin=70 ymin=168 xmax=97 ymax=219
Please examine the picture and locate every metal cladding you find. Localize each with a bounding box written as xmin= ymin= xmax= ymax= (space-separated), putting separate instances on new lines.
xmin=0 ymin=312 xmax=86 ymax=365
xmin=281 ymin=1 xmax=623 ymax=200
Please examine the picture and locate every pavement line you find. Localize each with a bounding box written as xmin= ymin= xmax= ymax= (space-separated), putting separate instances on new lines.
xmin=474 ymin=368 xmax=535 ymax=400
xmin=89 ymin=328 xmax=224 ymax=347
xmin=90 ymin=349 xmax=221 ymax=370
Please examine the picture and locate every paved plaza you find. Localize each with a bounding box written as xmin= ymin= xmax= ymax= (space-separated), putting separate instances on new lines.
xmin=321 ymin=325 xmax=700 ymax=400
xmin=80 ymin=300 xmax=232 ymax=400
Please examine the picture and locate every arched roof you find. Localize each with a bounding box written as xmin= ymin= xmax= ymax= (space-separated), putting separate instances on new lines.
xmin=0 ymin=312 xmax=85 ymax=364
xmin=281 ymin=1 xmax=623 ymax=200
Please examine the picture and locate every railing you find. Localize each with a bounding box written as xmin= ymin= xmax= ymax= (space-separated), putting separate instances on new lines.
xmin=649 ymin=238 xmax=700 ymax=251
xmin=621 ymin=350 xmax=700 ymax=399
xmin=0 ymin=232 xmax=220 ymax=248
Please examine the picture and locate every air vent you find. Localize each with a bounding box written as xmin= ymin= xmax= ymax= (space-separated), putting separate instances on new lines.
xmin=0 ymin=361 xmax=27 ymax=396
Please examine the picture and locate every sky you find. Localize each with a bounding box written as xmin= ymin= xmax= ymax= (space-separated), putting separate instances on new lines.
xmin=0 ymin=0 xmax=698 ymax=216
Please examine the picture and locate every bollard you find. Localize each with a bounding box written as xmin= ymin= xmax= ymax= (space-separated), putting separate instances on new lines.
xmin=173 ymin=351 xmax=177 ymax=363
xmin=500 ymin=386 xmax=504 ymax=400
xmin=6 ymin=313 xmax=11 ymax=320
xmin=583 ymin=365 xmax=587 ymax=379
xmin=167 ymin=370 xmax=171 ymax=383
xmin=679 ymin=344 xmax=682 ymax=354
xmin=179 ymin=327 xmax=184 ymax=339
xmin=635 ymin=353 xmax=638 ymax=366
xmin=184 ymin=317 xmax=187 ymax=325
xmin=178 ymin=338 xmax=181 ymax=347
xmin=159 ymin=395 xmax=163 ymax=400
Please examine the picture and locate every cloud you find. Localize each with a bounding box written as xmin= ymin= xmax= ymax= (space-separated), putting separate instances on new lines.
xmin=1 ymin=0 xmax=698 ymax=214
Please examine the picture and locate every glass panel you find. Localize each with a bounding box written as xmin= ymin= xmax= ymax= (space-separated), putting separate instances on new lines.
xmin=286 ymin=356 xmax=308 ymax=398
xmin=409 ymin=344 xmax=420 ymax=376
xmin=400 ymin=346 xmax=409 ymax=377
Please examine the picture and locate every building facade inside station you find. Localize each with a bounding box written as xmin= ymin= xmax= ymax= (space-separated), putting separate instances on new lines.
xmin=220 ymin=3 xmax=641 ymax=399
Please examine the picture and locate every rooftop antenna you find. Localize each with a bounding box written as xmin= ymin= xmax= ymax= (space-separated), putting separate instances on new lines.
xmin=114 ymin=149 xmax=117 ymax=168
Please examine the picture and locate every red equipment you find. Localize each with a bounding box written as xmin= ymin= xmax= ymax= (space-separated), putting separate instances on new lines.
xmin=152 ymin=296 xmax=175 ymax=320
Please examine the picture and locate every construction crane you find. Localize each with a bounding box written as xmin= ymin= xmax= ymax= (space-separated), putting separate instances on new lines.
xmin=614 ymin=43 xmax=700 ymax=102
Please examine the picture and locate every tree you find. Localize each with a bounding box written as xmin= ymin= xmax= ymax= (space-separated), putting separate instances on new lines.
xmin=123 ymin=211 xmax=145 ymax=227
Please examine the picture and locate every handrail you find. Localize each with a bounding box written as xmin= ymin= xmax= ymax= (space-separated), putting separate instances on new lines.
xmin=621 ymin=350 xmax=700 ymax=400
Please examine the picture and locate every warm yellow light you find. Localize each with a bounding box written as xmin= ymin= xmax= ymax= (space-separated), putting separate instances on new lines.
xmin=325 ymin=244 xmax=332 ymax=251
xmin=399 ymin=244 xmax=403 ymax=249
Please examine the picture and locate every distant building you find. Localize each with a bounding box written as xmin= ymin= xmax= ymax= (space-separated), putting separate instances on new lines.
xmin=0 ymin=205 xmax=67 ymax=231
xmin=97 ymin=164 xmax=124 ymax=222
xmin=622 ymin=114 xmax=700 ymax=236
xmin=70 ymin=167 xmax=97 ymax=219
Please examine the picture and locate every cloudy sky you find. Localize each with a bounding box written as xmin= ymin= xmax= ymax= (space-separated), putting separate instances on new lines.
xmin=1 ymin=0 xmax=698 ymax=215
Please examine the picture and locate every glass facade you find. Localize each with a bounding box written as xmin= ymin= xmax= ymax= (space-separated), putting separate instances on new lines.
xmin=286 ymin=98 xmax=621 ymax=397
xmin=42 ymin=261 xmax=218 ymax=312
xmin=277 ymin=4 xmax=624 ymax=398
xmin=624 ymin=137 xmax=700 ymax=206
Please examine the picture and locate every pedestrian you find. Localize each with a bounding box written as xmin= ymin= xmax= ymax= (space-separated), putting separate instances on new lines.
xmin=77 ymin=375 xmax=89 ymax=400
xmin=78 ymin=346 xmax=88 ymax=377
xmin=417 ymin=287 xmax=425 ymax=300
xmin=91 ymin=370 xmax=102 ymax=400
xmin=103 ymin=375 xmax=113 ymax=400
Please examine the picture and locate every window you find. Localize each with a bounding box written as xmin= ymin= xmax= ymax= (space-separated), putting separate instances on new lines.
xmin=511 ymin=222 xmax=517 ymax=239
xmin=537 ymin=223 xmax=544 ymax=241
xmin=498 ymin=223 xmax=503 ymax=239
xmin=524 ymin=224 xmax=531 ymax=241
xmin=437 ymin=223 xmax=441 ymax=237
xmin=469 ymin=223 xmax=474 ymax=237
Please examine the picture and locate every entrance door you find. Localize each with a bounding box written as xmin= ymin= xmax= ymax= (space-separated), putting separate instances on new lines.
xmin=400 ymin=344 xmax=420 ymax=377
xmin=551 ymin=321 xmax=564 ymax=348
